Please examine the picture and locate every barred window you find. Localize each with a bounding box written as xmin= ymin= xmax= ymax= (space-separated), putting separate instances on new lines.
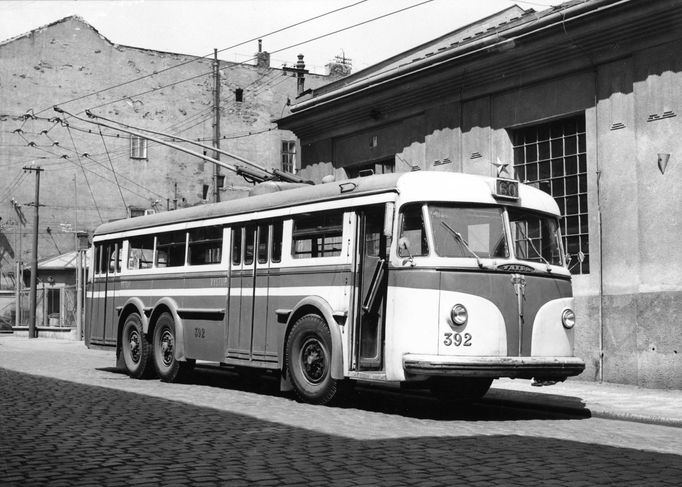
xmin=511 ymin=115 xmax=589 ymax=274
xmin=281 ymin=140 xmax=296 ymax=174
xmin=130 ymin=135 xmax=148 ymax=160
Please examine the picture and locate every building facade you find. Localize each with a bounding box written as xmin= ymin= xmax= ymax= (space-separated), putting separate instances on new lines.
xmin=0 ymin=16 xmax=336 ymax=292
xmin=278 ymin=0 xmax=682 ymax=388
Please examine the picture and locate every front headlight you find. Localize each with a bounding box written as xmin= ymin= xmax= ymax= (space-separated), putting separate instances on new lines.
xmin=450 ymin=304 xmax=468 ymax=326
xmin=561 ymin=308 xmax=575 ymax=329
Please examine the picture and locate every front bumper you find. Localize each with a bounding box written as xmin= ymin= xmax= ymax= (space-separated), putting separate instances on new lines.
xmin=403 ymin=354 xmax=585 ymax=379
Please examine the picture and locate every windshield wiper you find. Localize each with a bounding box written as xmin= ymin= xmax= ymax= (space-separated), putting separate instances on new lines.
xmin=440 ymin=222 xmax=485 ymax=269
xmin=514 ymin=224 xmax=552 ymax=272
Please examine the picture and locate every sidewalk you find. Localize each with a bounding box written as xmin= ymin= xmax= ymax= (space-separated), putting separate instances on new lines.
xmin=1 ymin=334 xmax=680 ymax=427
xmin=486 ymin=378 xmax=682 ymax=427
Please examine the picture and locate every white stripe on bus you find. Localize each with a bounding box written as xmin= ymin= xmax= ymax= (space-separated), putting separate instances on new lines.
xmin=88 ymin=285 xmax=348 ymax=299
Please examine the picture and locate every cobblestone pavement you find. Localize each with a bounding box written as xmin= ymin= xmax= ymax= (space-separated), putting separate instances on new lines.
xmin=1 ymin=337 xmax=681 ymax=486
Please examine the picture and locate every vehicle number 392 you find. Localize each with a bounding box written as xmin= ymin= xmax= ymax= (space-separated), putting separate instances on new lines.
xmin=443 ymin=332 xmax=472 ymax=347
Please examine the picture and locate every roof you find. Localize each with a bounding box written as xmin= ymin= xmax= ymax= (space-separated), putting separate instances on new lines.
xmin=94 ymin=171 xmax=560 ymax=238
xmin=37 ymin=249 xmax=91 ymax=270
xmin=306 ymin=4 xmax=530 ymax=99
xmin=281 ymin=0 xmax=611 ymax=119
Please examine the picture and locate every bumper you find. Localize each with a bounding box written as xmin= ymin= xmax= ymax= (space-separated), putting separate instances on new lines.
xmin=403 ymin=354 xmax=585 ymax=379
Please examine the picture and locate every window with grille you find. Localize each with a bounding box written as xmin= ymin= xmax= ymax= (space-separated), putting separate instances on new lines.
xmin=511 ymin=115 xmax=589 ymax=274
xmin=281 ymin=141 xmax=296 ymax=174
xmin=130 ymin=136 xmax=148 ymax=160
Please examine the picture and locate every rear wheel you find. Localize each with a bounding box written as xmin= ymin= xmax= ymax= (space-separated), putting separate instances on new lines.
xmin=286 ymin=314 xmax=337 ymax=405
xmin=121 ymin=313 xmax=154 ymax=379
xmin=152 ymin=312 xmax=194 ymax=383
xmin=430 ymin=377 xmax=493 ymax=403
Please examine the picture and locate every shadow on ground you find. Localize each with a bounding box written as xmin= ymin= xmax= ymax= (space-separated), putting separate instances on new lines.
xmin=1 ymin=368 xmax=679 ymax=486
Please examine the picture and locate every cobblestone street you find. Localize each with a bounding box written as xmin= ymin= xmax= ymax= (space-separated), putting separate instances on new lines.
xmin=1 ymin=338 xmax=681 ymax=486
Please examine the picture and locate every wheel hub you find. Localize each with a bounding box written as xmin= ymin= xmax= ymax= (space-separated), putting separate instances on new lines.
xmin=300 ymin=338 xmax=326 ymax=384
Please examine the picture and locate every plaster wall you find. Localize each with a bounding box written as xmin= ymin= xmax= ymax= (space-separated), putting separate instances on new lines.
xmin=296 ymin=41 xmax=682 ymax=388
xmin=0 ymin=17 xmax=331 ymax=287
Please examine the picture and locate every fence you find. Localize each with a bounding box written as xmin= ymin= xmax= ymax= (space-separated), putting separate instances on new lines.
xmin=1 ymin=285 xmax=80 ymax=329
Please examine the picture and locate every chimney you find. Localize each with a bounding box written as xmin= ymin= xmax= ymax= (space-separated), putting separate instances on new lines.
xmin=283 ymin=54 xmax=310 ymax=96
xmin=295 ymin=54 xmax=307 ymax=95
xmin=255 ymin=39 xmax=270 ymax=69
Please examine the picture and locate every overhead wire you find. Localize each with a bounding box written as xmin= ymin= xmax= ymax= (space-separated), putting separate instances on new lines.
xmin=65 ymin=124 xmax=104 ymax=224
xmin=79 ymin=0 xmax=434 ymax=114
xmin=35 ymin=0 xmax=369 ymax=115
xmin=99 ymin=127 xmax=128 ymax=211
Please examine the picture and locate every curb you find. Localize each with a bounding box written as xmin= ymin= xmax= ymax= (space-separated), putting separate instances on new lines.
xmin=484 ymin=389 xmax=682 ymax=428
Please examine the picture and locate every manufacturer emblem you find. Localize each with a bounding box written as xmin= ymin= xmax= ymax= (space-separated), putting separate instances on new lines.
xmin=498 ymin=263 xmax=534 ymax=273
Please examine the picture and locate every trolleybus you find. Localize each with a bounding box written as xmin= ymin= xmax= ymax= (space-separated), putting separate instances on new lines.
xmin=86 ymin=171 xmax=585 ymax=404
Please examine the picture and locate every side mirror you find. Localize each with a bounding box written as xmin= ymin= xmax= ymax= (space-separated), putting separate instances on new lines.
xmin=398 ymin=237 xmax=410 ymax=257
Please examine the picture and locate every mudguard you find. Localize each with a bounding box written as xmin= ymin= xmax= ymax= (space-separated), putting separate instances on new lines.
xmin=282 ymin=295 xmax=345 ymax=380
xmin=149 ymin=297 xmax=187 ymax=362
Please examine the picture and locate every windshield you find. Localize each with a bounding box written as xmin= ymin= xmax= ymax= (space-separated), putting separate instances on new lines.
xmin=508 ymin=208 xmax=563 ymax=266
xmin=428 ymin=205 xmax=508 ymax=259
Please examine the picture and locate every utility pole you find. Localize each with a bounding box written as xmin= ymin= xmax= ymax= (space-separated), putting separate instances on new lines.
xmin=24 ymin=165 xmax=43 ymax=339
xmin=213 ymin=48 xmax=221 ymax=203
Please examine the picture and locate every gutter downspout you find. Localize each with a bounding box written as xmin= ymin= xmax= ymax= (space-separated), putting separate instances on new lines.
xmin=288 ymin=0 xmax=630 ymax=115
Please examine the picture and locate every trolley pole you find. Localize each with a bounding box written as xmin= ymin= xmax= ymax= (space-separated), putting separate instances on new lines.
xmin=24 ymin=165 xmax=43 ymax=339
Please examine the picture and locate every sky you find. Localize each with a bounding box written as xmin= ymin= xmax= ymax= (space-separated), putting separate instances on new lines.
xmin=0 ymin=0 xmax=563 ymax=74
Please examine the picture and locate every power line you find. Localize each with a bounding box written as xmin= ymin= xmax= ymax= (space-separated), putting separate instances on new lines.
xmin=34 ymin=0 xmax=369 ymax=115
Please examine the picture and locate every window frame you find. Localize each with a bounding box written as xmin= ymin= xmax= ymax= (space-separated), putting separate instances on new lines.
xmin=130 ymin=135 xmax=148 ymax=160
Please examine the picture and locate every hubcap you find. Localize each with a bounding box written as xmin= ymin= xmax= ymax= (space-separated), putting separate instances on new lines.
xmin=128 ymin=329 xmax=140 ymax=364
xmin=160 ymin=328 xmax=174 ymax=367
xmin=300 ymin=337 xmax=326 ymax=384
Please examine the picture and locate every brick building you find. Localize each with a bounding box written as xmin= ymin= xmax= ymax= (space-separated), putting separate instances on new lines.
xmin=278 ymin=0 xmax=682 ymax=388
xmin=0 ymin=16 xmax=339 ymax=291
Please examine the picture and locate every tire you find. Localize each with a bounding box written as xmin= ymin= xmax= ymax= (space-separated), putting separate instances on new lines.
xmin=430 ymin=377 xmax=493 ymax=403
xmin=152 ymin=312 xmax=194 ymax=383
xmin=286 ymin=314 xmax=337 ymax=405
xmin=121 ymin=313 xmax=154 ymax=379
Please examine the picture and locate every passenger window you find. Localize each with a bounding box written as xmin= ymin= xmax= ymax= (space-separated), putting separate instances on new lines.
xmin=271 ymin=221 xmax=283 ymax=263
xmin=188 ymin=225 xmax=223 ymax=265
xmin=399 ymin=204 xmax=428 ymax=257
xmin=128 ymin=236 xmax=154 ymax=269
xmin=94 ymin=245 xmax=102 ymax=275
xmin=232 ymin=228 xmax=242 ymax=266
xmin=258 ymin=224 xmax=269 ymax=264
xmin=244 ymin=225 xmax=255 ymax=265
xmin=156 ymin=231 xmax=187 ymax=267
xmin=292 ymin=211 xmax=344 ymax=259
xmin=107 ymin=242 xmax=122 ymax=274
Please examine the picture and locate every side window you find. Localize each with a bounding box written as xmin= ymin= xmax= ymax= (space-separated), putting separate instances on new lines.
xmin=156 ymin=230 xmax=187 ymax=267
xmin=292 ymin=211 xmax=344 ymax=259
xmin=398 ymin=204 xmax=428 ymax=257
xmin=257 ymin=224 xmax=269 ymax=264
xmin=244 ymin=225 xmax=256 ymax=265
xmin=364 ymin=207 xmax=385 ymax=258
xmin=232 ymin=227 xmax=242 ymax=266
xmin=94 ymin=244 xmax=102 ymax=275
xmin=107 ymin=242 xmax=122 ymax=274
xmin=188 ymin=225 xmax=223 ymax=265
xmin=271 ymin=221 xmax=283 ymax=263
xmin=128 ymin=236 xmax=154 ymax=269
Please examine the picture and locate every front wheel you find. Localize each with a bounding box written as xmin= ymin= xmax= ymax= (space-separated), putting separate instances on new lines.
xmin=430 ymin=377 xmax=493 ymax=403
xmin=286 ymin=314 xmax=337 ymax=405
xmin=152 ymin=312 xmax=194 ymax=383
xmin=121 ymin=313 xmax=154 ymax=379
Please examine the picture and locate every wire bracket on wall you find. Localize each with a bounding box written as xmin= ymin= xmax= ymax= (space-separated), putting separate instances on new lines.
xmin=647 ymin=110 xmax=677 ymax=122
xmin=433 ymin=158 xmax=452 ymax=166
xmin=610 ymin=122 xmax=626 ymax=131
xmin=470 ymin=152 xmax=482 ymax=159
